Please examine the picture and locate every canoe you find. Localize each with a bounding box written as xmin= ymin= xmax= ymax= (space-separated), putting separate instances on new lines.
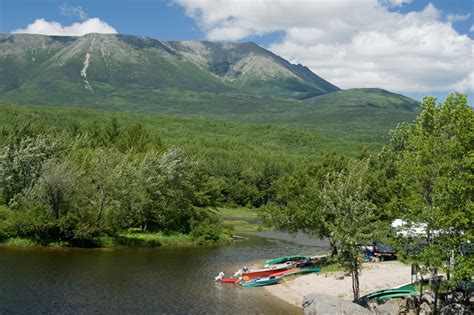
xmin=234 ymin=263 xmax=293 ymax=278
xmin=358 ymin=285 xmax=419 ymax=306
xmin=266 ymin=255 xmax=312 ymax=265
xmin=265 ymin=261 xmax=297 ymax=269
xmin=374 ymin=291 xmax=419 ymax=301
xmin=239 ymin=266 xmax=290 ymax=278
xmin=220 ymin=277 xmax=240 ymax=284
xmin=269 ymin=267 xmax=321 ymax=278
xmin=241 ymin=276 xmax=283 ymax=288
xmin=364 ymin=285 xmax=417 ymax=299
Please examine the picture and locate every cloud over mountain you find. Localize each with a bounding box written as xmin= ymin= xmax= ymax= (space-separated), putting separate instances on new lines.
xmin=176 ymin=0 xmax=473 ymax=94
xmin=12 ymin=18 xmax=117 ymax=36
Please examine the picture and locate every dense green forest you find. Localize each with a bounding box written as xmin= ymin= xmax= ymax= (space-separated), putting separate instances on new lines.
xmin=0 ymin=101 xmax=369 ymax=247
xmin=0 ymin=102 xmax=377 ymax=210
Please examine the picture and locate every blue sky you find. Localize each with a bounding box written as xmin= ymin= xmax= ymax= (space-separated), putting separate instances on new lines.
xmin=1 ymin=0 xmax=473 ymax=102
xmin=1 ymin=1 xmax=203 ymax=40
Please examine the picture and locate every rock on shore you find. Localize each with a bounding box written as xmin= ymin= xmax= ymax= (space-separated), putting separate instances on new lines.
xmin=303 ymin=294 xmax=371 ymax=315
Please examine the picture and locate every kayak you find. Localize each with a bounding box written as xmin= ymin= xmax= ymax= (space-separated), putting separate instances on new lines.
xmin=270 ymin=267 xmax=321 ymax=277
xmin=241 ymin=276 xmax=283 ymax=288
xmin=266 ymin=255 xmax=312 ymax=265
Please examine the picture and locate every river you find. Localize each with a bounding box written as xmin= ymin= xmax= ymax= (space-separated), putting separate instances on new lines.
xmin=0 ymin=233 xmax=329 ymax=314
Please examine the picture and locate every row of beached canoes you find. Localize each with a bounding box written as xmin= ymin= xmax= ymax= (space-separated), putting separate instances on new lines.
xmin=214 ymin=255 xmax=322 ymax=288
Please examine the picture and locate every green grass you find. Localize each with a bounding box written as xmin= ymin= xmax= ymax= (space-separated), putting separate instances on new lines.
xmin=221 ymin=219 xmax=262 ymax=233
xmin=217 ymin=207 xmax=258 ymax=220
xmin=0 ymin=232 xmax=231 ymax=248
xmin=1 ymin=237 xmax=38 ymax=247
xmin=113 ymin=232 xmax=194 ymax=247
xmin=217 ymin=207 xmax=263 ymax=233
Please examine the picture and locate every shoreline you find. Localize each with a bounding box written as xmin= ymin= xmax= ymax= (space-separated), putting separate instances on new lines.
xmin=265 ymin=261 xmax=412 ymax=308
xmin=0 ymin=231 xmax=232 ymax=249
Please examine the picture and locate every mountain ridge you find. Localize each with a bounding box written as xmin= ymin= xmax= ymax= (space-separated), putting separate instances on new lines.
xmin=0 ymin=33 xmax=339 ymax=100
xmin=0 ymin=33 xmax=420 ymax=143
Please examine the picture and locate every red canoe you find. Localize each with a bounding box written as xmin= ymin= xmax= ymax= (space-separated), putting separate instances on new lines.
xmin=220 ymin=277 xmax=240 ymax=284
xmin=241 ymin=266 xmax=289 ymax=278
xmin=267 ymin=269 xmax=299 ymax=277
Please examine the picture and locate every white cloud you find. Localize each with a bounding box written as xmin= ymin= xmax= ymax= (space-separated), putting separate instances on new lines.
xmin=471 ymin=25 xmax=474 ymax=32
xmin=176 ymin=0 xmax=474 ymax=94
xmin=447 ymin=13 xmax=471 ymax=23
xmin=12 ymin=18 xmax=117 ymax=36
xmin=380 ymin=0 xmax=412 ymax=7
xmin=59 ymin=3 xmax=88 ymax=20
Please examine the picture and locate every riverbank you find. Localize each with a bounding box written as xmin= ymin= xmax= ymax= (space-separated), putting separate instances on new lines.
xmin=265 ymin=261 xmax=412 ymax=308
xmin=0 ymin=207 xmax=257 ymax=248
xmin=0 ymin=231 xmax=232 ymax=248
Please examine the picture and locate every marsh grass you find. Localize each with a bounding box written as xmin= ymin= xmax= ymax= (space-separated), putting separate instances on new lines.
xmin=1 ymin=237 xmax=38 ymax=247
xmin=217 ymin=207 xmax=265 ymax=233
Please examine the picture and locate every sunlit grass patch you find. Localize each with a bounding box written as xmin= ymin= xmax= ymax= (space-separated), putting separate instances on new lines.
xmin=2 ymin=237 xmax=38 ymax=247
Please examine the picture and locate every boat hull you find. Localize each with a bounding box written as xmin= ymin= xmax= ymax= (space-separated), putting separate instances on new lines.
xmin=266 ymin=255 xmax=312 ymax=265
xmin=220 ymin=277 xmax=240 ymax=283
xmin=241 ymin=276 xmax=282 ymax=288
xmin=269 ymin=267 xmax=321 ymax=278
xmin=241 ymin=267 xmax=288 ymax=278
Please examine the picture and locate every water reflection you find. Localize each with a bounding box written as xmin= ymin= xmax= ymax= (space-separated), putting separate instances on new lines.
xmin=0 ymin=234 xmax=328 ymax=314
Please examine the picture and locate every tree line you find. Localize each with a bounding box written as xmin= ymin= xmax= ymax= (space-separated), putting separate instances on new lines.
xmin=0 ymin=119 xmax=226 ymax=246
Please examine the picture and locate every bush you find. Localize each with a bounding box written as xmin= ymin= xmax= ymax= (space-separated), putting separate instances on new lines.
xmin=190 ymin=218 xmax=229 ymax=245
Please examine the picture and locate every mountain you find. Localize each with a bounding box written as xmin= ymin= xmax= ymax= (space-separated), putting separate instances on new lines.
xmin=0 ymin=33 xmax=339 ymax=102
xmin=0 ymin=33 xmax=419 ymax=142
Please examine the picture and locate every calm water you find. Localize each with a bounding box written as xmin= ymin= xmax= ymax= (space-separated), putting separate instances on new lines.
xmin=0 ymin=234 xmax=329 ymax=314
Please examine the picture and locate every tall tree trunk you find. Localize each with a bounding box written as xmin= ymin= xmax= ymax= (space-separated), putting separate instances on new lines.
xmin=329 ymin=238 xmax=338 ymax=256
xmin=417 ymin=275 xmax=424 ymax=315
xmin=431 ymin=268 xmax=439 ymax=315
xmin=352 ymin=259 xmax=360 ymax=301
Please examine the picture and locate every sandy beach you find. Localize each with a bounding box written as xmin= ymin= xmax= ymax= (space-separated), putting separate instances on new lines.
xmin=265 ymin=261 xmax=413 ymax=308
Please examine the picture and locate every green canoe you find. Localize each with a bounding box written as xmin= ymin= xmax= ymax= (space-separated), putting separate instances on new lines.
xmin=266 ymin=255 xmax=312 ymax=265
xmin=374 ymin=291 xmax=420 ymax=301
xmin=241 ymin=276 xmax=282 ymax=288
xmin=358 ymin=285 xmax=419 ymax=306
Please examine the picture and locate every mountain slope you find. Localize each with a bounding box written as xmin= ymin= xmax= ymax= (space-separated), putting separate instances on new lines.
xmin=305 ymin=88 xmax=419 ymax=111
xmin=0 ymin=33 xmax=420 ymax=142
xmin=0 ymin=33 xmax=339 ymax=101
xmin=295 ymin=88 xmax=420 ymax=139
